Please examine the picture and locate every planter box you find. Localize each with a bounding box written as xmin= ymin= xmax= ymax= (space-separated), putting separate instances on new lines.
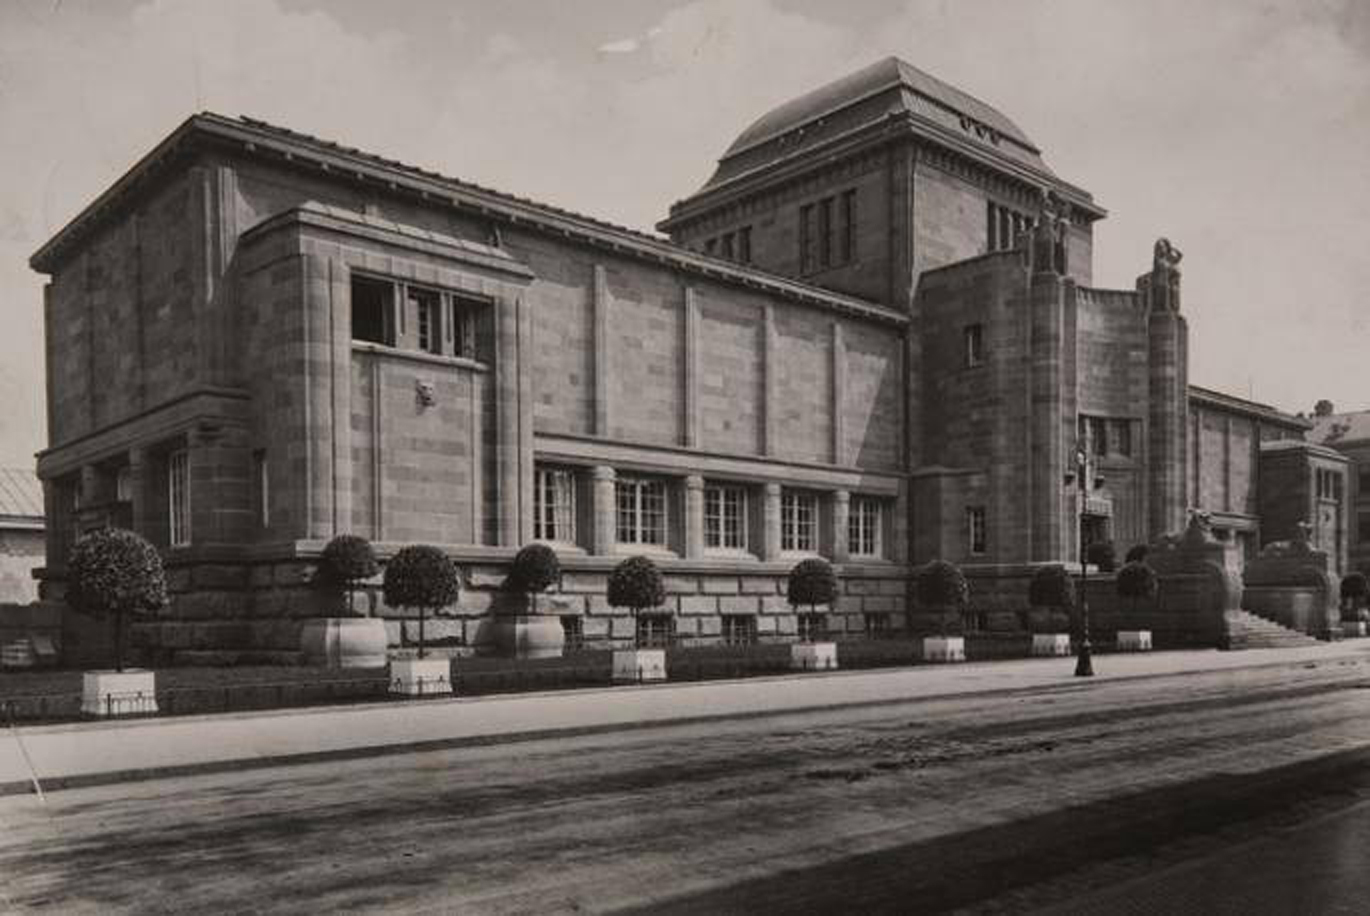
xmin=612 ymin=648 xmax=667 ymax=683
xmin=790 ymin=642 xmax=838 ymax=671
xmin=1344 ymin=621 xmax=1367 ymax=638
xmin=81 ymin=669 xmax=158 ymax=717
xmin=921 ymin=636 xmax=965 ymax=663
xmin=390 ymin=658 xmax=453 ymax=696
xmin=1117 ymin=630 xmax=1153 ymax=651
xmin=1031 ymin=633 xmax=1072 ymax=657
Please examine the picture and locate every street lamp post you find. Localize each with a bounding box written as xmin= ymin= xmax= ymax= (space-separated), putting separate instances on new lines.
xmin=1072 ymin=444 xmax=1095 ymax=678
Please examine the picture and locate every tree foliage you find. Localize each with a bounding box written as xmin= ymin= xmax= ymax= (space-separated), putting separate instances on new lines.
xmin=1116 ymin=561 xmax=1159 ymax=600
xmin=67 ymin=527 xmax=167 ymax=672
xmin=1028 ymin=564 xmax=1076 ymax=611
xmin=787 ymin=558 xmax=838 ymax=609
xmin=914 ymin=560 xmax=969 ymax=610
xmin=1341 ymin=571 xmax=1368 ymax=605
xmin=508 ymin=543 xmax=561 ymax=595
xmin=1086 ymin=540 xmax=1117 ymax=572
xmin=383 ymin=545 xmax=460 ymax=611
xmin=1124 ymin=544 xmax=1149 ymax=564
xmin=606 ymin=555 xmax=666 ymax=614
xmin=319 ymin=534 xmax=379 ymax=588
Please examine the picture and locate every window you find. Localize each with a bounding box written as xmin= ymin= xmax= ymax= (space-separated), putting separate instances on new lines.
xmin=616 ymin=477 xmax=667 ymax=546
xmin=720 ymin=232 xmax=735 ymax=261
xmin=561 ymin=615 xmax=584 ymax=651
xmin=848 ymin=496 xmax=883 ymax=558
xmin=1112 ymin=420 xmax=1133 ymax=458
xmin=967 ymin=505 xmax=987 ymax=556
xmin=115 ymin=466 xmax=133 ymax=503
xmin=721 ymin=615 xmax=757 ymax=646
xmin=839 ymin=190 xmax=856 ymax=264
xmin=534 ymin=467 xmax=577 ymax=543
xmin=964 ymin=324 xmax=985 ymax=368
xmin=781 ymin=489 xmax=818 ymax=553
xmin=737 ymin=226 xmax=752 ymax=265
xmin=1359 ymin=468 xmax=1370 ymax=495
xmin=351 ymin=275 xmax=395 ymax=345
xmin=704 ymin=484 xmax=747 ymax=551
xmin=704 ymin=238 xmax=717 ymax=256
xmin=255 ymin=451 xmax=269 ymax=528
xmin=1317 ymin=468 xmax=1342 ymax=501
xmin=800 ymin=190 xmax=857 ymax=273
xmin=797 ymin=613 xmax=827 ymax=642
xmin=451 ymin=296 xmax=478 ymax=360
xmin=168 ymin=449 xmax=190 ymax=547
xmin=1081 ymin=416 xmax=1108 ymax=456
xmin=410 ymin=286 xmax=442 ymax=355
xmin=987 ymin=202 xmax=1030 ymax=252
xmin=637 ymin=614 xmax=673 ymax=648
xmin=864 ymin=612 xmax=890 ymax=638
xmin=1359 ymin=512 xmax=1370 ymax=544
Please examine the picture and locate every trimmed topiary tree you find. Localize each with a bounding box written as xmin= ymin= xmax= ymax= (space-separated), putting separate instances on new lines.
xmin=1340 ymin=571 xmax=1367 ymax=612
xmin=67 ymin=527 xmax=167 ymax=672
xmin=383 ymin=545 xmax=460 ymax=659
xmin=1116 ymin=560 xmax=1159 ymax=617
xmin=319 ymin=534 xmax=379 ymax=616
xmin=1124 ymin=544 xmax=1149 ymax=564
xmin=508 ymin=543 xmax=561 ymax=613
xmin=788 ymin=558 xmax=837 ymax=611
xmin=915 ymin=559 xmax=969 ymax=635
xmin=1086 ymin=540 xmax=1117 ymax=573
xmin=1027 ymin=564 xmax=1076 ymax=632
xmin=607 ymin=555 xmax=666 ymax=647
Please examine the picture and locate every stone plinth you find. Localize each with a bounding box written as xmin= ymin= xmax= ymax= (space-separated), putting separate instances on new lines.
xmin=1242 ymin=531 xmax=1340 ymax=640
xmin=790 ymin=642 xmax=838 ymax=671
xmin=300 ymin=617 xmax=388 ymax=669
xmin=82 ymin=669 xmax=158 ymax=717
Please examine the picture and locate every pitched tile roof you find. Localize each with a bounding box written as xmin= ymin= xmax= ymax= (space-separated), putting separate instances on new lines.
xmin=0 ymin=468 xmax=42 ymax=522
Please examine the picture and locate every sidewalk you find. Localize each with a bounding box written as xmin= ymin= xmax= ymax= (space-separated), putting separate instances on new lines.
xmin=3 ymin=642 xmax=1368 ymax=794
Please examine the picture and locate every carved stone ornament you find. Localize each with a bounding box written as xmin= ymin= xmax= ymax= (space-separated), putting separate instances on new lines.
xmin=415 ymin=380 xmax=436 ymax=408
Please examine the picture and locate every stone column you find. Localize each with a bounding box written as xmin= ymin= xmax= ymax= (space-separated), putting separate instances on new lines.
xmin=127 ymin=446 xmax=150 ymax=536
xmin=78 ymin=465 xmax=99 ymax=510
xmin=761 ymin=482 xmax=782 ymax=562
xmin=684 ymin=475 xmax=705 ymax=559
xmin=831 ymin=489 xmax=851 ymax=563
xmin=592 ymin=466 xmax=617 ymax=555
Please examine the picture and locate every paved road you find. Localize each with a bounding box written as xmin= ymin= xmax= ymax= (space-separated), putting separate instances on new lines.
xmin=2 ymin=654 xmax=1369 ymax=913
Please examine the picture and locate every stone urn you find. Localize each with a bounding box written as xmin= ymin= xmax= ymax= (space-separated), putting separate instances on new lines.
xmin=491 ymin=592 xmax=566 ymax=660
xmin=300 ymin=617 xmax=388 ymax=669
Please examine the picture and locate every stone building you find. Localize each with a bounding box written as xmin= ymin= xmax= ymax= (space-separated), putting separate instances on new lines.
xmin=28 ymin=57 xmax=1341 ymax=659
xmin=1308 ymin=401 xmax=1370 ymax=574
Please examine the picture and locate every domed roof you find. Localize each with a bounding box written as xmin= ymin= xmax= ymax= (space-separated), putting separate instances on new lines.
xmin=725 ymin=57 xmax=1036 ymax=158
xmin=692 ymin=57 xmax=1053 ymax=197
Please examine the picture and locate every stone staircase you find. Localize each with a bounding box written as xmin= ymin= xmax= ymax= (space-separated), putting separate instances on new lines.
xmin=1224 ymin=609 xmax=1322 ymax=650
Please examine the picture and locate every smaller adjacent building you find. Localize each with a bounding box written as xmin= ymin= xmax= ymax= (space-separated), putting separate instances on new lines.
xmin=1308 ymin=401 xmax=1370 ymax=575
xmin=0 ymin=468 xmax=43 ymax=605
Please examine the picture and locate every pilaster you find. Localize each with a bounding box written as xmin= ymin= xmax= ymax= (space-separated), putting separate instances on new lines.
xmin=762 ymin=482 xmax=782 ymax=561
xmin=831 ymin=489 xmax=851 ymax=563
xmin=592 ymin=466 xmax=617 ymax=555
xmin=684 ymin=474 xmax=705 ymax=559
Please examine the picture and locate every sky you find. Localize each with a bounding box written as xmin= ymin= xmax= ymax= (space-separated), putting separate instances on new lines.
xmin=1 ymin=0 xmax=1368 ymax=467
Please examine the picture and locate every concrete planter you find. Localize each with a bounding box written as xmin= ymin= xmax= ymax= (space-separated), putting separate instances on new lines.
xmin=390 ymin=657 xmax=452 ymax=696
xmin=921 ymin=636 xmax=965 ymax=663
xmin=491 ymin=607 xmax=566 ymax=660
xmin=299 ymin=617 xmax=388 ymax=669
xmin=1031 ymin=633 xmax=1072 ymax=657
xmin=1117 ymin=630 xmax=1153 ymax=651
xmin=612 ymin=648 xmax=667 ymax=683
xmin=81 ymin=669 xmax=158 ymax=717
xmin=790 ymin=642 xmax=838 ymax=671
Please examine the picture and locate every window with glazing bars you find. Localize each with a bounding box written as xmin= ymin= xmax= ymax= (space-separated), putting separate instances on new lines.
xmin=534 ymin=467 xmax=576 ymax=543
xmin=637 ymin=614 xmax=673 ymax=648
xmin=797 ymin=613 xmax=827 ymax=641
xmin=781 ymin=489 xmax=818 ymax=552
xmin=967 ymin=505 xmax=987 ymax=555
xmin=616 ymin=478 xmax=667 ymax=546
xmin=721 ymin=615 xmax=757 ymax=646
xmin=410 ymin=286 xmax=442 ymax=355
xmin=704 ymin=484 xmax=747 ymax=551
xmin=168 ymin=449 xmax=190 ymax=547
xmin=848 ymin=496 xmax=882 ymax=558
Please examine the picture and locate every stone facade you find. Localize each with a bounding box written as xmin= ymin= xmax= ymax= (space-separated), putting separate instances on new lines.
xmin=29 ymin=58 xmax=1340 ymax=661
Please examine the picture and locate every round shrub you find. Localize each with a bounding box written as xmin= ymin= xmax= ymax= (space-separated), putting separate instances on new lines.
xmin=1341 ymin=571 xmax=1368 ymax=607
xmin=787 ymin=558 xmax=837 ymax=610
xmin=320 ymin=534 xmax=379 ymax=585
xmin=1116 ymin=561 xmax=1159 ymax=601
xmin=1124 ymin=544 xmax=1149 ymax=564
xmin=383 ymin=545 xmax=460 ymax=658
xmin=606 ymin=555 xmax=666 ymax=615
xmin=914 ymin=560 xmax=968 ymax=610
xmin=1086 ymin=540 xmax=1117 ymax=572
xmin=1028 ymin=564 xmax=1076 ymax=611
xmin=320 ymin=534 xmax=378 ymax=615
xmin=508 ymin=543 xmax=561 ymax=595
xmin=67 ymin=527 xmax=167 ymax=672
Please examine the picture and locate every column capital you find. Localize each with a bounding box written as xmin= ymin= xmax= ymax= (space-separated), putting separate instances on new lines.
xmin=684 ymin=474 xmax=704 ymax=491
xmin=763 ymin=481 xmax=782 ymax=497
xmin=592 ymin=465 xmax=617 ymax=483
xmin=833 ymin=489 xmax=851 ymax=505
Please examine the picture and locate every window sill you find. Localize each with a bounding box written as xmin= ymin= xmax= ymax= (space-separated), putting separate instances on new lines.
xmin=612 ymin=544 xmax=679 ymax=559
xmin=703 ymin=548 xmax=757 ymax=561
xmin=351 ymin=341 xmax=488 ymax=372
